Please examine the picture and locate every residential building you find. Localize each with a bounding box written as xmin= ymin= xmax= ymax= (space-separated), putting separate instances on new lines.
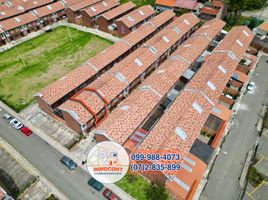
xmin=65 ymin=0 xmax=101 ymax=25
xmin=115 ymin=5 xmax=155 ymax=37
xmin=0 ymin=12 xmax=39 ymax=43
xmin=32 ymin=1 xmax=66 ymax=27
xmin=81 ymin=0 xmax=120 ymax=27
xmin=97 ymin=1 xmax=136 ymax=33
xmin=253 ymin=20 xmax=268 ymax=36
xmin=35 ymin=10 xmax=176 ymax=121
xmin=155 ymin=0 xmax=199 ymax=11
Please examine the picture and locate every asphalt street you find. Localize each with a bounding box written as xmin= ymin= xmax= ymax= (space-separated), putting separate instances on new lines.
xmin=0 ymin=111 xmax=106 ymax=200
xmin=201 ymin=55 xmax=268 ymax=200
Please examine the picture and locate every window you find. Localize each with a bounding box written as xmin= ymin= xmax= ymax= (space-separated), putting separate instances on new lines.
xmin=192 ymin=102 xmax=203 ymax=113
xmin=19 ymin=25 xmax=27 ymax=31
xmin=134 ymin=58 xmax=143 ymax=66
xmin=218 ymin=65 xmax=227 ymax=74
xmin=175 ymin=127 xmax=187 ymax=140
xmin=207 ymin=81 xmax=216 ymax=91
xmin=236 ymin=39 xmax=243 ymax=47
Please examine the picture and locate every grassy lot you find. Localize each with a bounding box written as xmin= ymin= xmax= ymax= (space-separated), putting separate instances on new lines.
xmin=116 ymin=174 xmax=150 ymax=200
xmin=120 ymin=0 xmax=155 ymax=7
xmin=0 ymin=26 xmax=113 ymax=112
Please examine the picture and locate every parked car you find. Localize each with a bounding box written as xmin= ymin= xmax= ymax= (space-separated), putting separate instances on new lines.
xmin=103 ymin=188 xmax=121 ymax=200
xmin=247 ymin=81 xmax=256 ymax=91
xmin=60 ymin=156 xmax=77 ymax=170
xmin=2 ymin=113 xmax=12 ymax=121
xmin=20 ymin=127 xmax=32 ymax=136
xmin=88 ymin=178 xmax=103 ymax=191
xmin=10 ymin=118 xmax=23 ymax=129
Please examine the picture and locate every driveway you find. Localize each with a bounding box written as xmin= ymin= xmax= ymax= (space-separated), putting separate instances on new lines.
xmin=201 ymin=55 xmax=268 ymax=200
xmin=243 ymin=7 xmax=268 ymax=20
xmin=0 ymin=110 xmax=106 ymax=200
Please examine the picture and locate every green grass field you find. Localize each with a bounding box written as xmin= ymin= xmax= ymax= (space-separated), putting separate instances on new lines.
xmin=116 ymin=174 xmax=150 ymax=200
xmin=0 ymin=26 xmax=113 ymax=112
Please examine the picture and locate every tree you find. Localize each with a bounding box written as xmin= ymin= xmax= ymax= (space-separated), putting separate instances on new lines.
xmin=145 ymin=183 xmax=169 ymax=200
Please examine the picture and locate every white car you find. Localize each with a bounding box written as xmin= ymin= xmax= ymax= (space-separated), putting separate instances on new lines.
xmin=247 ymin=81 xmax=256 ymax=91
xmin=10 ymin=118 xmax=23 ymax=130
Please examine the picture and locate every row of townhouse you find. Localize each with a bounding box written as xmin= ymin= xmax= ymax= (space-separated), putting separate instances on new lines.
xmin=50 ymin=12 xmax=200 ymax=133
xmin=89 ymin=18 xmax=226 ymax=199
xmin=0 ymin=0 xmax=67 ymax=45
xmin=135 ymin=26 xmax=254 ymax=199
xmin=65 ymin=0 xmax=157 ymax=37
xmin=35 ymin=10 xmax=176 ymax=121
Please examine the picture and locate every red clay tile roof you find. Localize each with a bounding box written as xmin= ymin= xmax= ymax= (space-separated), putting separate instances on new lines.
xmin=68 ymin=0 xmax=101 ymax=11
xmin=101 ymin=1 xmax=136 ymax=20
xmin=60 ymin=13 xmax=200 ymax=125
xmin=37 ymin=64 xmax=97 ymax=105
xmin=200 ymin=6 xmax=219 ymax=15
xmin=211 ymin=103 xmax=231 ymax=121
xmin=155 ymin=0 xmax=176 ymax=7
xmin=32 ymin=1 xmax=65 ymax=18
xmin=0 ymin=7 xmax=24 ymax=20
xmin=38 ymin=10 xmax=175 ymax=106
xmin=0 ymin=0 xmax=53 ymax=20
xmin=92 ymin=19 xmax=224 ymax=145
xmin=63 ymin=0 xmax=85 ymax=6
xmin=219 ymin=95 xmax=235 ymax=105
xmin=232 ymin=69 xmax=248 ymax=83
xmin=116 ymin=5 xmax=155 ymax=28
xmin=0 ymin=12 xmax=38 ymax=31
xmin=83 ymin=0 xmax=119 ymax=17
xmin=258 ymin=20 xmax=268 ymax=32
xmin=175 ymin=0 xmax=198 ymax=10
xmin=236 ymin=64 xmax=250 ymax=74
xmin=166 ymin=153 xmax=206 ymax=199
xmin=137 ymin=25 xmax=253 ymax=161
xmin=214 ymin=26 xmax=254 ymax=61
xmin=229 ymin=79 xmax=243 ymax=88
xmin=22 ymin=0 xmax=54 ymax=11
xmin=212 ymin=0 xmax=224 ymax=8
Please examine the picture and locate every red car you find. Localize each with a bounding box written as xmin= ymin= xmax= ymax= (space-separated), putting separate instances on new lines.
xmin=20 ymin=127 xmax=32 ymax=136
xmin=103 ymin=189 xmax=121 ymax=200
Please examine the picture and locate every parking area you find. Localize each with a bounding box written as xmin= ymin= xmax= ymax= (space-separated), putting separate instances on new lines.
xmin=0 ymin=146 xmax=36 ymax=198
xmin=20 ymin=103 xmax=81 ymax=149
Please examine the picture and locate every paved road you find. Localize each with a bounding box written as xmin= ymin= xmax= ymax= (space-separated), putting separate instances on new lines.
xmin=243 ymin=7 xmax=268 ymax=20
xmin=201 ymin=55 xmax=268 ymax=200
xmin=0 ymin=111 xmax=106 ymax=200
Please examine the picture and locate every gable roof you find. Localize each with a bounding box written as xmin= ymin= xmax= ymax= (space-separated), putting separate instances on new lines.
xmin=68 ymin=0 xmax=101 ymax=11
xmin=83 ymin=0 xmax=119 ymax=18
xmin=116 ymin=5 xmax=155 ymax=28
xmin=32 ymin=1 xmax=65 ymax=18
xmin=0 ymin=12 xmax=38 ymax=31
xmin=101 ymin=1 xmax=136 ymax=21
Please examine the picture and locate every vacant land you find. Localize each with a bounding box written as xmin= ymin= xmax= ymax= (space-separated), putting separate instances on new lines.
xmin=0 ymin=26 xmax=113 ymax=112
xmin=120 ymin=0 xmax=154 ymax=7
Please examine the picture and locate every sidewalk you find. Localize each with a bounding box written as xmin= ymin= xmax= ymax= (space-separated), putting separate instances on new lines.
xmin=0 ymin=136 xmax=68 ymax=200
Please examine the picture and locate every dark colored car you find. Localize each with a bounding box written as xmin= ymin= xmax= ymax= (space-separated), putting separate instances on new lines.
xmin=20 ymin=127 xmax=32 ymax=136
xmin=103 ymin=188 xmax=121 ymax=200
xmin=88 ymin=178 xmax=103 ymax=191
xmin=60 ymin=156 xmax=77 ymax=170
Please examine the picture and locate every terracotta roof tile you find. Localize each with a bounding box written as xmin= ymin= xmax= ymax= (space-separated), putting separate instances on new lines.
xmin=259 ymin=20 xmax=268 ymax=32
xmin=68 ymin=0 xmax=101 ymax=11
xmin=38 ymin=10 xmax=175 ymax=106
xmin=0 ymin=12 xmax=38 ymax=31
xmin=175 ymin=0 xmax=198 ymax=10
xmin=200 ymin=6 xmax=219 ymax=15
xmin=32 ymin=1 xmax=65 ymax=18
xmin=0 ymin=7 xmax=24 ymax=21
xmin=137 ymin=25 xmax=253 ymax=160
xmin=22 ymin=0 xmax=54 ymax=11
xmin=155 ymin=0 xmax=176 ymax=7
xmin=212 ymin=0 xmax=224 ymax=8
xmin=101 ymin=1 xmax=136 ymax=20
xmin=83 ymin=0 xmax=119 ymax=17
xmin=232 ymin=69 xmax=248 ymax=83
xmin=60 ymin=13 xmax=200 ymax=125
xmin=38 ymin=65 xmax=96 ymax=105
xmin=116 ymin=5 xmax=155 ymax=28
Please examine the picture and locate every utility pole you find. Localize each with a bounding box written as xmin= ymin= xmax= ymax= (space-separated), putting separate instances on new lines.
xmin=5 ymin=34 xmax=27 ymax=68
xmin=66 ymin=25 xmax=73 ymax=42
